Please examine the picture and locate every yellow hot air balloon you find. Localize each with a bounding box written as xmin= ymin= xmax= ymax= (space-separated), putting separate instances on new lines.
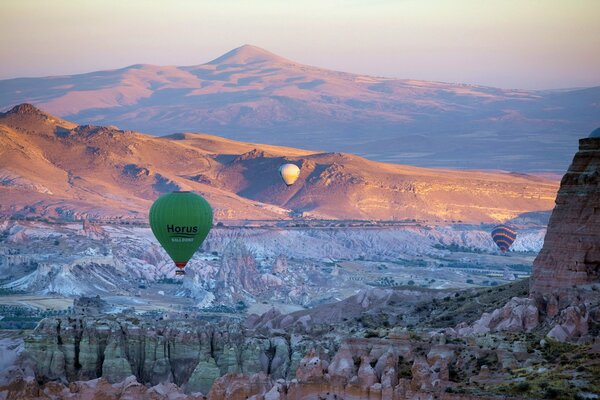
xmin=279 ymin=163 xmax=300 ymax=186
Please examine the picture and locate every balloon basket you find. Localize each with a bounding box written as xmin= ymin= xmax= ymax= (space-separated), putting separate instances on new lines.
xmin=175 ymin=270 xmax=186 ymax=276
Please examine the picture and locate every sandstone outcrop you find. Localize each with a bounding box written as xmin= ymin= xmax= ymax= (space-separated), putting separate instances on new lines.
xmin=207 ymin=372 xmax=273 ymax=400
xmin=24 ymin=316 xmax=273 ymax=390
xmin=215 ymin=241 xmax=282 ymax=302
xmin=531 ymin=135 xmax=600 ymax=296
xmin=0 ymin=373 xmax=208 ymax=400
xmin=455 ymin=297 xmax=539 ymax=336
xmin=546 ymin=304 xmax=589 ymax=342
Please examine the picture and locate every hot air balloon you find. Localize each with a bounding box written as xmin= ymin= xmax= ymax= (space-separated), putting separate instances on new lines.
xmin=149 ymin=191 xmax=213 ymax=276
xmin=491 ymin=224 xmax=517 ymax=253
xmin=279 ymin=163 xmax=300 ymax=186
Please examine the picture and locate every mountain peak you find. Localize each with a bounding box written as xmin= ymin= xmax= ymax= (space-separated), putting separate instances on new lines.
xmin=207 ymin=44 xmax=292 ymax=66
xmin=1 ymin=103 xmax=77 ymax=131
xmin=4 ymin=103 xmax=47 ymax=116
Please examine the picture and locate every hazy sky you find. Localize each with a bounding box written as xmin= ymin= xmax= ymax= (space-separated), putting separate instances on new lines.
xmin=1 ymin=0 xmax=599 ymax=89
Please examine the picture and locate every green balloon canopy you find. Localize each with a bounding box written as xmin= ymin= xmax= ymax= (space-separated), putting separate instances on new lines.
xmin=149 ymin=191 xmax=213 ymax=275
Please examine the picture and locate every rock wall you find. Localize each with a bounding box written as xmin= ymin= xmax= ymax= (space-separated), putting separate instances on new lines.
xmin=20 ymin=316 xmax=518 ymax=399
xmin=531 ymin=136 xmax=600 ymax=296
xmin=23 ymin=315 xmax=331 ymax=395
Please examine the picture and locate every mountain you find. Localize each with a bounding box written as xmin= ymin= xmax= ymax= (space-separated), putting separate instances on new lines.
xmin=1 ymin=45 xmax=598 ymax=172
xmin=0 ymin=104 xmax=558 ymax=222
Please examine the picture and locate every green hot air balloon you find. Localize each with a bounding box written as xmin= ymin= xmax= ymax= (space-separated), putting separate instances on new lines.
xmin=149 ymin=191 xmax=213 ymax=276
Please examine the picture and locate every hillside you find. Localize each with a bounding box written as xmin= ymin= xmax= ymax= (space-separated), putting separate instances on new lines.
xmin=0 ymin=104 xmax=559 ymax=222
xmin=1 ymin=45 xmax=598 ymax=172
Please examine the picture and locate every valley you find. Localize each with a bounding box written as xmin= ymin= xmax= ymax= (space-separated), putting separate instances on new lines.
xmin=0 ymin=219 xmax=544 ymax=330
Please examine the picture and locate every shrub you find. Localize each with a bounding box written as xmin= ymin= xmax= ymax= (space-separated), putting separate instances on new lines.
xmin=515 ymin=382 xmax=531 ymax=392
xmin=544 ymin=387 xmax=561 ymax=399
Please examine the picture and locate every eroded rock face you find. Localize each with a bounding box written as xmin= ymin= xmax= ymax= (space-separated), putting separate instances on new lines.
xmin=0 ymin=374 xmax=207 ymax=400
xmin=531 ymin=136 xmax=600 ymax=296
xmin=8 ymin=307 xmax=598 ymax=399
xmin=547 ymin=304 xmax=589 ymax=342
xmin=215 ymin=240 xmax=279 ymax=301
xmin=207 ymin=372 xmax=273 ymax=400
xmin=455 ymin=297 xmax=540 ymax=336
xmin=24 ymin=316 xmax=278 ymax=392
xmin=16 ymin=313 xmax=497 ymax=399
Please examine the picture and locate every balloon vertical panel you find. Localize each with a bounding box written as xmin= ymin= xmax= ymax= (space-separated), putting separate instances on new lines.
xmin=149 ymin=191 xmax=213 ymax=270
xmin=491 ymin=224 xmax=517 ymax=252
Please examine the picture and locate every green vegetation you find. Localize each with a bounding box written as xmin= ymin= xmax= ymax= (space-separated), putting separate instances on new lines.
xmin=389 ymin=258 xmax=427 ymax=268
xmin=0 ymin=287 xmax=26 ymax=296
xmin=433 ymin=243 xmax=486 ymax=253
xmin=506 ymin=264 xmax=533 ymax=272
xmin=411 ymin=279 xmax=530 ymax=328
xmin=397 ymin=356 xmax=413 ymax=379
xmin=490 ymin=339 xmax=600 ymax=399
xmin=201 ymin=301 xmax=248 ymax=314
xmin=0 ymin=305 xmax=69 ymax=329
xmin=369 ymin=276 xmax=397 ymax=287
xmin=156 ymin=278 xmax=184 ymax=285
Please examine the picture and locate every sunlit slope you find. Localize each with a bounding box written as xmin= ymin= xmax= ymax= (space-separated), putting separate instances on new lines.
xmin=0 ymin=104 xmax=558 ymax=222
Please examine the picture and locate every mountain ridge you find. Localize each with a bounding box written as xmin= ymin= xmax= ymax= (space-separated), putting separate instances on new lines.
xmin=1 ymin=45 xmax=598 ymax=172
xmin=0 ymin=104 xmax=559 ymax=223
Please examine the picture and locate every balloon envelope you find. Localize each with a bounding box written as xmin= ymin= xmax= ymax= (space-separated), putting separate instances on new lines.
xmin=279 ymin=163 xmax=301 ymax=186
xmin=491 ymin=224 xmax=517 ymax=252
xmin=149 ymin=191 xmax=213 ymax=275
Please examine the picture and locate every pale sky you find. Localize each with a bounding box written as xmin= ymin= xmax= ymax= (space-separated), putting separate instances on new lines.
xmin=0 ymin=0 xmax=599 ymax=89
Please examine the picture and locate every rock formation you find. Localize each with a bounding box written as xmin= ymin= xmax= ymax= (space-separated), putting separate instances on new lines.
xmin=455 ymin=297 xmax=539 ymax=336
xmin=215 ymin=241 xmax=265 ymax=301
xmin=531 ymin=134 xmax=600 ymax=296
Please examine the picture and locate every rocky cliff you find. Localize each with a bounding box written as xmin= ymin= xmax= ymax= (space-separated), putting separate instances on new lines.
xmin=22 ymin=315 xmax=309 ymax=394
xmin=531 ymin=135 xmax=600 ymax=297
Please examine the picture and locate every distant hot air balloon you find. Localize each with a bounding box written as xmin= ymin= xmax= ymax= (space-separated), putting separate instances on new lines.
xmin=279 ymin=163 xmax=301 ymax=186
xmin=149 ymin=191 xmax=213 ymax=276
xmin=491 ymin=224 xmax=517 ymax=253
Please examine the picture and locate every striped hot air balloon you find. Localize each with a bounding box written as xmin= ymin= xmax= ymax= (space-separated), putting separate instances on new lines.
xmin=491 ymin=224 xmax=517 ymax=253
